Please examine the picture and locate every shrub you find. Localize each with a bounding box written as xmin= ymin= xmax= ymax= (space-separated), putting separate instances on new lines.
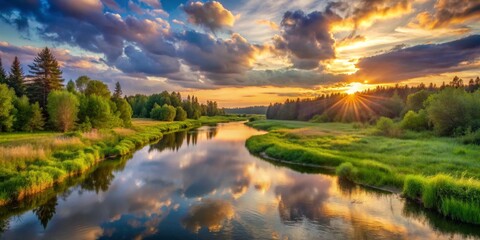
xmin=376 ymin=117 xmax=401 ymax=137
xmin=336 ymin=162 xmax=357 ymax=181
xmin=309 ymin=113 xmax=329 ymax=123
xmin=461 ymin=129 xmax=480 ymax=145
xmin=400 ymin=110 xmax=429 ymax=131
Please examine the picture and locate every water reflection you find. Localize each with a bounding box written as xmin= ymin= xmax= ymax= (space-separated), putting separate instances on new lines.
xmin=182 ymin=199 xmax=235 ymax=233
xmin=1 ymin=122 xmax=480 ymax=240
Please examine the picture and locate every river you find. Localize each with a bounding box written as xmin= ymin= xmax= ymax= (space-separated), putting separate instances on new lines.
xmin=1 ymin=122 xmax=479 ymax=240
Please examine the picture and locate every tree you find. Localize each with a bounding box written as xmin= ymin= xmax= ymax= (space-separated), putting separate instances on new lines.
xmin=85 ymin=80 xmax=110 ymax=98
xmin=8 ymin=56 xmax=25 ymax=96
xmin=0 ymin=84 xmax=15 ymax=132
xmin=14 ymin=96 xmax=45 ymax=132
xmin=114 ymin=98 xmax=132 ymax=126
xmin=450 ymin=76 xmax=463 ymax=88
xmin=75 ymin=75 xmax=90 ymax=93
xmin=404 ymin=90 xmax=430 ymax=114
xmin=0 ymin=57 xmax=7 ymax=85
xmin=150 ymin=104 xmax=162 ymax=120
xmin=150 ymin=104 xmax=176 ymax=121
xmin=425 ymin=88 xmax=480 ymax=136
xmin=113 ymin=81 xmax=123 ymax=99
xmin=78 ymin=95 xmax=115 ymax=129
xmin=47 ymin=91 xmax=79 ymax=132
xmin=13 ymin=95 xmax=31 ymax=131
xmin=28 ymin=47 xmax=64 ymax=109
xmin=385 ymin=92 xmax=404 ymax=118
xmin=27 ymin=102 xmax=45 ymax=131
xmin=66 ymin=80 xmax=76 ymax=93
xmin=174 ymin=106 xmax=187 ymax=121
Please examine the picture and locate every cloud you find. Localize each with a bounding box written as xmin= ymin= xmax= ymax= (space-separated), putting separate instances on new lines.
xmin=409 ymin=0 xmax=480 ymax=29
xmin=172 ymin=19 xmax=185 ymax=25
xmin=0 ymin=0 xmax=42 ymax=30
xmin=176 ymin=31 xmax=265 ymax=75
xmin=347 ymin=0 xmax=414 ymax=29
xmin=256 ymin=19 xmax=279 ymax=30
xmin=273 ymin=9 xmax=341 ymax=70
xmin=0 ymin=42 xmax=103 ymax=71
xmin=181 ymin=199 xmax=235 ymax=233
xmin=336 ymin=35 xmax=366 ymax=47
xmin=182 ymin=1 xmax=235 ymax=32
xmin=140 ymin=0 xmax=161 ymax=8
xmin=354 ymin=35 xmax=480 ymax=83
xmin=114 ymin=45 xmax=180 ymax=75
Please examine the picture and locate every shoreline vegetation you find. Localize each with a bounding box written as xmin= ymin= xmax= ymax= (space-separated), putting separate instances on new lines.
xmin=0 ymin=116 xmax=247 ymax=206
xmin=245 ymin=120 xmax=480 ymax=225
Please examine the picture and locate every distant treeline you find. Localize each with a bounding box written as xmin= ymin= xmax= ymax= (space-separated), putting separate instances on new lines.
xmin=126 ymin=92 xmax=225 ymax=121
xmin=225 ymin=106 xmax=268 ymax=115
xmin=267 ymin=76 xmax=480 ymax=123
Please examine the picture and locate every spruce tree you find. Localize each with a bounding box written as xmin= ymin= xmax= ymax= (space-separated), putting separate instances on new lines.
xmin=8 ymin=56 xmax=25 ymax=96
xmin=0 ymin=57 xmax=6 ymax=85
xmin=113 ymin=81 xmax=123 ymax=99
xmin=28 ymin=47 xmax=64 ymax=109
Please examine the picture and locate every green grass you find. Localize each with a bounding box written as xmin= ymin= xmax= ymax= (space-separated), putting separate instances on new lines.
xmin=245 ymin=120 xmax=480 ymax=225
xmin=0 ymin=116 xmax=247 ymax=206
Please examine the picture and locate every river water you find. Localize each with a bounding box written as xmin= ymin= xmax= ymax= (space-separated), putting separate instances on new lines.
xmin=1 ymin=122 xmax=479 ymax=240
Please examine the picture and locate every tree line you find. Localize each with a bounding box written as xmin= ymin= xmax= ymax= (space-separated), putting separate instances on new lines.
xmin=0 ymin=48 xmax=225 ymax=133
xmin=267 ymin=76 xmax=480 ymax=137
xmin=126 ymin=92 xmax=224 ymax=121
xmin=225 ymin=106 xmax=267 ymax=115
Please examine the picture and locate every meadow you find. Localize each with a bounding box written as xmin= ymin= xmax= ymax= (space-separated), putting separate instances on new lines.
xmin=246 ymin=120 xmax=480 ymax=224
xmin=0 ymin=115 xmax=246 ymax=206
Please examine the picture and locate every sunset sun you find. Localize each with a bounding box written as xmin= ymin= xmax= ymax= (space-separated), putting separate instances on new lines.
xmin=345 ymin=82 xmax=364 ymax=95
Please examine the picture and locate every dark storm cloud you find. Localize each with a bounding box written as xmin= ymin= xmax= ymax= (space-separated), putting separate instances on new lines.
xmin=182 ymin=1 xmax=235 ymax=32
xmin=354 ymin=35 xmax=480 ymax=83
xmin=274 ymin=9 xmax=341 ymax=70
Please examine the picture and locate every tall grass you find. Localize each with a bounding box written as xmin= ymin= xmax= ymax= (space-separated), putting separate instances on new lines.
xmin=0 ymin=145 xmax=48 ymax=163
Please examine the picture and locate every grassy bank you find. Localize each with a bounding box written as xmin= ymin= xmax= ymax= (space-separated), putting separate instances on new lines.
xmin=0 ymin=115 xmax=246 ymax=205
xmin=245 ymin=120 xmax=480 ymax=224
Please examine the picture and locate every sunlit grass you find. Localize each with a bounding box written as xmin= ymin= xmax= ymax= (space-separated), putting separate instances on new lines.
xmin=0 ymin=145 xmax=48 ymax=163
xmin=246 ymin=119 xmax=480 ymax=224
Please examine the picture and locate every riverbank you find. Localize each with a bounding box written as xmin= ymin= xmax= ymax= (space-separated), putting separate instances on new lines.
xmin=245 ymin=120 xmax=480 ymax=224
xmin=0 ymin=116 xmax=246 ymax=206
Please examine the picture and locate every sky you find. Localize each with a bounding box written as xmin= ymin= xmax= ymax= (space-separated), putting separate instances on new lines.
xmin=0 ymin=0 xmax=479 ymax=107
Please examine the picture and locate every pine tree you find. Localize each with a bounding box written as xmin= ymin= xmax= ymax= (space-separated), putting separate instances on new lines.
xmin=66 ymin=80 xmax=76 ymax=93
xmin=27 ymin=47 xmax=64 ymax=109
xmin=8 ymin=56 xmax=25 ymax=96
xmin=0 ymin=57 xmax=7 ymax=85
xmin=113 ymin=81 xmax=123 ymax=99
